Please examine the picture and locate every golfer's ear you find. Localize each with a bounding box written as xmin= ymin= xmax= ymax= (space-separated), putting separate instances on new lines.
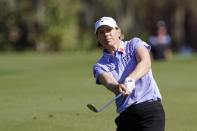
xmin=116 ymin=28 xmax=120 ymax=33
xmin=116 ymin=28 xmax=123 ymax=39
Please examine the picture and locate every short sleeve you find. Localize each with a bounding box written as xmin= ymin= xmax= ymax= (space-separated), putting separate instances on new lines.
xmin=93 ymin=64 xmax=107 ymax=84
xmin=131 ymin=38 xmax=151 ymax=54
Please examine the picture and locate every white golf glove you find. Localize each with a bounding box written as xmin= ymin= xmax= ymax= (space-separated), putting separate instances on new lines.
xmin=124 ymin=77 xmax=136 ymax=93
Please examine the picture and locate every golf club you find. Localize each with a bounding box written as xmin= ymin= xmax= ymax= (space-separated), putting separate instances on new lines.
xmin=87 ymin=91 xmax=125 ymax=113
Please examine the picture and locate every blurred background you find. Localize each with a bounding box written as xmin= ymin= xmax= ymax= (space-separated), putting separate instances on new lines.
xmin=1 ymin=1 xmax=197 ymax=131
xmin=0 ymin=0 xmax=197 ymax=54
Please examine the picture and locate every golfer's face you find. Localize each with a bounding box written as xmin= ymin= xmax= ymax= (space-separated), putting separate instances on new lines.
xmin=97 ymin=25 xmax=120 ymax=49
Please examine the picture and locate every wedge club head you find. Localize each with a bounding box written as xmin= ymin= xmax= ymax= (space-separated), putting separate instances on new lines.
xmin=87 ymin=91 xmax=125 ymax=113
xmin=87 ymin=104 xmax=99 ymax=112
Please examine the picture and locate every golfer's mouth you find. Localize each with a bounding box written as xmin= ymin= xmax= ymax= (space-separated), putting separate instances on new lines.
xmin=105 ymin=38 xmax=112 ymax=42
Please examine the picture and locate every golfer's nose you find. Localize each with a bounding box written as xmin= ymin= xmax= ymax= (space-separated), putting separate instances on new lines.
xmin=104 ymin=30 xmax=110 ymax=36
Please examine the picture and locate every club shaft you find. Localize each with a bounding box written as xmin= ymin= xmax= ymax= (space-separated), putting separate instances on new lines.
xmin=98 ymin=92 xmax=124 ymax=112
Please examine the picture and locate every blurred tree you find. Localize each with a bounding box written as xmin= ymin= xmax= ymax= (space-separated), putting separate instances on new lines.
xmin=78 ymin=0 xmax=197 ymax=52
xmin=0 ymin=0 xmax=83 ymax=51
xmin=36 ymin=0 xmax=83 ymax=51
xmin=0 ymin=0 xmax=197 ymax=52
xmin=0 ymin=0 xmax=37 ymax=51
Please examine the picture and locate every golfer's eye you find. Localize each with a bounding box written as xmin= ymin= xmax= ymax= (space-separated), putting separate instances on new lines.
xmin=98 ymin=28 xmax=112 ymax=35
xmin=106 ymin=28 xmax=112 ymax=32
xmin=98 ymin=30 xmax=104 ymax=35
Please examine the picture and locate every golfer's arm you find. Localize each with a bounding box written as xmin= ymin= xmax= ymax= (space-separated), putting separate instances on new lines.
xmin=128 ymin=46 xmax=151 ymax=81
xmin=98 ymin=72 xmax=120 ymax=94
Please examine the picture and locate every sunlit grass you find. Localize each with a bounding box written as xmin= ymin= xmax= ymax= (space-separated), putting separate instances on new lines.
xmin=0 ymin=52 xmax=197 ymax=131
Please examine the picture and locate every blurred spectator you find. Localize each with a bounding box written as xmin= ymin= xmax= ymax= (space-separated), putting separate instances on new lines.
xmin=149 ymin=20 xmax=172 ymax=60
xmin=179 ymin=45 xmax=194 ymax=57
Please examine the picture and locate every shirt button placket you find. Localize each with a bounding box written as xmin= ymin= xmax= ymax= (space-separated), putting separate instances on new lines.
xmin=116 ymin=56 xmax=124 ymax=72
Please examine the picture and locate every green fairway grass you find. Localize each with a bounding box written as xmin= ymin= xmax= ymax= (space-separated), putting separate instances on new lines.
xmin=0 ymin=52 xmax=197 ymax=131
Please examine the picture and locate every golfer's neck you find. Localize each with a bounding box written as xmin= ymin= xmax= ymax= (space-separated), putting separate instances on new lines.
xmin=107 ymin=41 xmax=120 ymax=55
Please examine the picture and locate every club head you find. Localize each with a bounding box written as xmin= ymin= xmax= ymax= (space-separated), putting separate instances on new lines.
xmin=87 ymin=104 xmax=98 ymax=112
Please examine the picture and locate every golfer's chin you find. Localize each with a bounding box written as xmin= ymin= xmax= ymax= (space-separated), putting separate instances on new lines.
xmin=104 ymin=41 xmax=115 ymax=47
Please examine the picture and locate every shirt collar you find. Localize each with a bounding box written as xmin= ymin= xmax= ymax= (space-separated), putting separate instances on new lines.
xmin=103 ymin=41 xmax=125 ymax=54
xmin=103 ymin=50 xmax=111 ymax=62
xmin=102 ymin=41 xmax=125 ymax=62
xmin=117 ymin=41 xmax=125 ymax=54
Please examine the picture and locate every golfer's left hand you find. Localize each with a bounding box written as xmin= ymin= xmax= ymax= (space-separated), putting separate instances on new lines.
xmin=123 ymin=77 xmax=136 ymax=94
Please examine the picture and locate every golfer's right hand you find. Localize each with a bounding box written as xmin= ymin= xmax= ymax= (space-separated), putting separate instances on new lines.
xmin=118 ymin=84 xmax=131 ymax=96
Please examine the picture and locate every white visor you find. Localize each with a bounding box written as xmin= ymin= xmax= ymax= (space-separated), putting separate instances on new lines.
xmin=95 ymin=17 xmax=118 ymax=33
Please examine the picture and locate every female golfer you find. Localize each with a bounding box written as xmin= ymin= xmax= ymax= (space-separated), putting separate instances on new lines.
xmin=93 ymin=17 xmax=165 ymax=131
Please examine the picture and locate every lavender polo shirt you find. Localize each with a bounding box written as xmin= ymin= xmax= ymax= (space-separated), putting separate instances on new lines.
xmin=93 ymin=37 xmax=162 ymax=113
